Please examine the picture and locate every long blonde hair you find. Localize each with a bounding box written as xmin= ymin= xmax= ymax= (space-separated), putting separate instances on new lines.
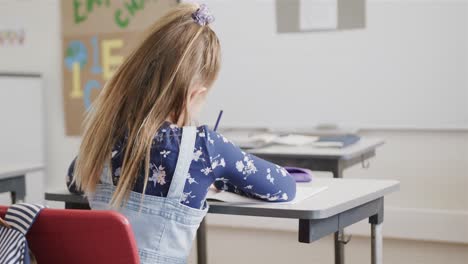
xmin=73 ymin=3 xmax=221 ymax=207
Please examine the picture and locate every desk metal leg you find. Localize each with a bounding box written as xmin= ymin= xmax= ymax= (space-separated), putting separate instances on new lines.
xmin=331 ymin=164 xmax=344 ymax=179
xmin=65 ymin=202 xmax=90 ymax=210
xmin=332 ymin=162 xmax=345 ymax=264
xmin=11 ymin=192 xmax=17 ymax=203
xmin=370 ymin=198 xmax=384 ymax=264
xmin=14 ymin=176 xmax=26 ymax=203
xmin=197 ymin=218 xmax=208 ymax=264
xmin=371 ymin=223 xmax=383 ymax=264
xmin=334 ymin=232 xmax=344 ymax=264
xmin=299 ymin=198 xmax=384 ymax=264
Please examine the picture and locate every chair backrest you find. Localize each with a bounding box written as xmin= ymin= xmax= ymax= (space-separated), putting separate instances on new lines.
xmin=0 ymin=206 xmax=139 ymax=264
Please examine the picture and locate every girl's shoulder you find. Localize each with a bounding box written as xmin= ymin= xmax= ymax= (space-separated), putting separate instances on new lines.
xmin=191 ymin=124 xmax=232 ymax=147
xmin=152 ymin=122 xmax=222 ymax=148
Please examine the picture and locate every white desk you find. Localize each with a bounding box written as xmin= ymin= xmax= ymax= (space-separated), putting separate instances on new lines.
xmin=0 ymin=163 xmax=43 ymax=203
xmin=209 ymin=178 xmax=399 ymax=264
xmin=45 ymin=178 xmax=399 ymax=264
xmin=208 ymin=178 xmax=398 ymax=219
xmin=203 ymin=137 xmax=384 ymax=264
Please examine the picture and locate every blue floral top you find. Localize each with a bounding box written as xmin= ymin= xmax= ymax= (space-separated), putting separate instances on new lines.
xmin=67 ymin=122 xmax=297 ymax=209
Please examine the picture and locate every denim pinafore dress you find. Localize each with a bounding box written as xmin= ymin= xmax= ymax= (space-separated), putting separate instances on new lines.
xmin=88 ymin=126 xmax=208 ymax=264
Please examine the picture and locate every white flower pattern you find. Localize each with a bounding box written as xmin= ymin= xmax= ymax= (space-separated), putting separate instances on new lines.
xmin=148 ymin=165 xmax=167 ymax=187
xmin=187 ymin=173 xmax=198 ymax=184
xmin=193 ymin=148 xmax=204 ymax=162
xmin=201 ymin=167 xmax=212 ymax=176
xmin=275 ymin=165 xmax=288 ymax=177
xmin=160 ymin=150 xmax=171 ymax=158
xmin=210 ymin=154 xmax=226 ymax=171
xmin=181 ymin=191 xmax=196 ymax=204
xmin=236 ymin=154 xmax=258 ymax=179
xmin=266 ymin=168 xmax=274 ymax=184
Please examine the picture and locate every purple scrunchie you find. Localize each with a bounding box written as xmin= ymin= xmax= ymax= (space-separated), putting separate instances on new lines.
xmin=191 ymin=4 xmax=215 ymax=26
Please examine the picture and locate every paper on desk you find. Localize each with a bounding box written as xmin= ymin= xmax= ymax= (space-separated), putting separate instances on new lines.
xmin=272 ymin=134 xmax=318 ymax=146
xmin=312 ymin=142 xmax=345 ymax=148
xmin=206 ymin=185 xmax=328 ymax=204
xmin=220 ymin=131 xmax=277 ymax=149
xmin=220 ymin=131 xmax=318 ymax=148
xmin=250 ymin=134 xmax=319 ymax=146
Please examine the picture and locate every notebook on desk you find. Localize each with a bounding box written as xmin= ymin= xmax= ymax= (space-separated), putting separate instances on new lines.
xmin=221 ymin=128 xmax=361 ymax=149
xmin=206 ymin=185 xmax=328 ymax=204
xmin=220 ymin=130 xmax=319 ymax=149
xmin=313 ymin=134 xmax=361 ymax=148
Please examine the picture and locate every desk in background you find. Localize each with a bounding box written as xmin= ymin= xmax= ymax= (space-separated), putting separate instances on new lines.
xmin=0 ymin=163 xmax=43 ymax=203
xmin=250 ymin=138 xmax=384 ymax=178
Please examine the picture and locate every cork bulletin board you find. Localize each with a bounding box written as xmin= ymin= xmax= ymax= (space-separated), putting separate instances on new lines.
xmin=62 ymin=0 xmax=178 ymax=135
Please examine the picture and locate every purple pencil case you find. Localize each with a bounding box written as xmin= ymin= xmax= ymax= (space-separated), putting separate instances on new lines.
xmin=284 ymin=167 xmax=313 ymax=182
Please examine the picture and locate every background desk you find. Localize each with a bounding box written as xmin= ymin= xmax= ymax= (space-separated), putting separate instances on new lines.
xmin=0 ymin=163 xmax=43 ymax=203
xmin=45 ymin=178 xmax=399 ymax=264
xmin=250 ymin=138 xmax=385 ymax=178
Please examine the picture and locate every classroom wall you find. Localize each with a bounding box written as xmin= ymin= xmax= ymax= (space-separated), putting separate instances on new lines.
xmin=0 ymin=0 xmax=466 ymax=263
xmin=201 ymin=0 xmax=468 ymax=129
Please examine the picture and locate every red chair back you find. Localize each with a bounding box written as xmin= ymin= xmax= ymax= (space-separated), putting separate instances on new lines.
xmin=0 ymin=206 xmax=139 ymax=264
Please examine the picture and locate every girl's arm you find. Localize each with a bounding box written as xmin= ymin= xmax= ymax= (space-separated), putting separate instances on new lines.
xmin=203 ymin=127 xmax=296 ymax=202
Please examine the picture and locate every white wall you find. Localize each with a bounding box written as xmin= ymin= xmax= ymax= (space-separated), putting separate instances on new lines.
xmin=0 ymin=0 xmax=466 ymax=263
xmin=0 ymin=0 xmax=80 ymax=198
xmin=200 ymin=0 xmax=468 ymax=129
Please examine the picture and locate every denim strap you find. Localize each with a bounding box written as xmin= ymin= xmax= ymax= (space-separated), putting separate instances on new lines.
xmin=166 ymin=126 xmax=197 ymax=200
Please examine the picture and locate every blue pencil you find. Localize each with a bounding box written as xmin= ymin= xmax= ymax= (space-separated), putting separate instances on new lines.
xmin=213 ymin=110 xmax=223 ymax=131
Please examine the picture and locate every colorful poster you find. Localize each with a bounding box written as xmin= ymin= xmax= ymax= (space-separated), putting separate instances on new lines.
xmin=62 ymin=0 xmax=178 ymax=135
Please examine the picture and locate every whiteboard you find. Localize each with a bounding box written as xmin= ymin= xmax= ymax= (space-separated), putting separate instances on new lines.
xmin=0 ymin=74 xmax=45 ymax=204
xmin=200 ymin=0 xmax=468 ymax=130
xmin=0 ymin=74 xmax=45 ymax=164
